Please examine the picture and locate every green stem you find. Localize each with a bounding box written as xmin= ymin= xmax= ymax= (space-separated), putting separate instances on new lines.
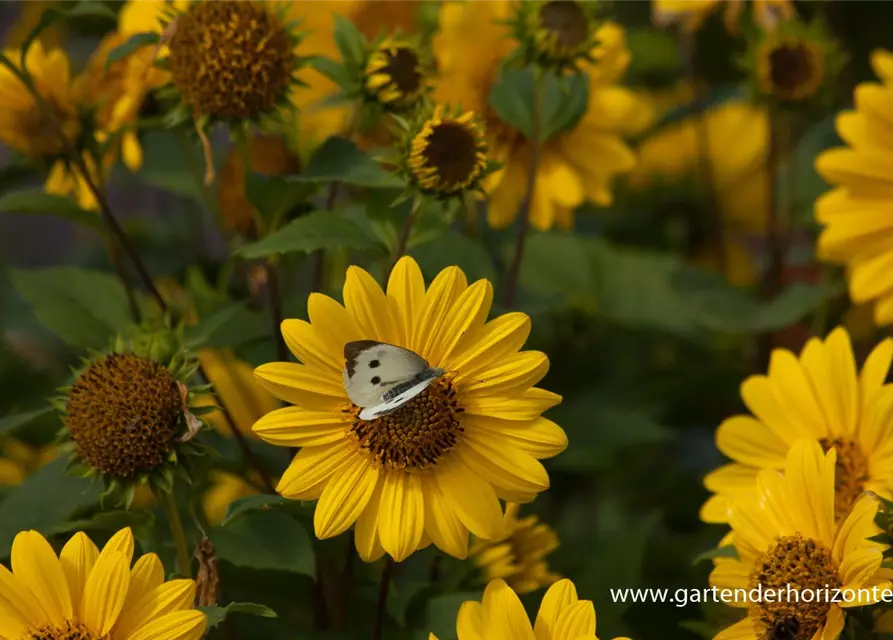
xmin=501 ymin=69 xmax=545 ymax=309
xmin=386 ymin=198 xmax=424 ymax=282
xmin=372 ymin=558 xmax=394 ymax=640
xmin=160 ymin=490 xmax=192 ymax=577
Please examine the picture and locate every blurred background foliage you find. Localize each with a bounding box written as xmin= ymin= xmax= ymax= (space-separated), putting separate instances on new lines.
xmin=1 ymin=1 xmax=893 ymax=639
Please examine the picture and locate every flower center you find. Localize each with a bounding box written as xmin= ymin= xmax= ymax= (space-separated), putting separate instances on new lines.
xmin=65 ymin=353 xmax=183 ymax=479
xmin=819 ymin=438 xmax=869 ymax=521
xmin=766 ymin=41 xmax=822 ymax=100
xmin=349 ymin=379 xmax=463 ymax=470
xmin=28 ymin=622 xmax=99 ymax=640
xmin=167 ymin=0 xmax=296 ymax=120
xmin=367 ymin=46 xmax=423 ymax=106
xmin=748 ymin=534 xmax=841 ymax=640
xmin=410 ymin=120 xmax=484 ymax=195
xmin=538 ymin=1 xmax=589 ymax=54
xmin=20 ymin=101 xmax=74 ymax=158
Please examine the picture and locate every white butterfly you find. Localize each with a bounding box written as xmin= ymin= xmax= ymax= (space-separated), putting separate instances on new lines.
xmin=342 ymin=340 xmax=445 ymax=421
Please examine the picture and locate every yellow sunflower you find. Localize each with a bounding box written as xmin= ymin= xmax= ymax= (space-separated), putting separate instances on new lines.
xmin=814 ymin=50 xmax=893 ymax=326
xmin=429 ymin=577 xmax=627 ymax=640
xmin=470 ymin=502 xmax=560 ymax=594
xmin=0 ymin=439 xmax=56 ymax=486
xmin=0 ymin=527 xmax=206 ymax=640
xmin=434 ymin=0 xmax=647 ymax=230
xmin=252 ymin=256 xmax=566 ymax=562
xmin=0 ymin=41 xmax=99 ymax=209
xmin=701 ymin=327 xmax=893 ymax=524
xmin=652 ymin=0 xmax=795 ymax=34
xmin=710 ymin=439 xmax=890 ymax=640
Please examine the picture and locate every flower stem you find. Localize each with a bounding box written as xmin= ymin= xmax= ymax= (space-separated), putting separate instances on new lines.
xmin=680 ymin=31 xmax=727 ymax=276
xmin=372 ymin=558 xmax=394 ymax=640
xmin=160 ymin=489 xmax=192 ymax=577
xmin=386 ymin=199 xmax=422 ymax=282
xmin=0 ymin=52 xmax=279 ymax=495
xmin=502 ymin=69 xmax=544 ymax=309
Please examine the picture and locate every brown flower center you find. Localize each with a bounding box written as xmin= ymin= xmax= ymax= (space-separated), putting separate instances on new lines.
xmin=411 ymin=120 xmax=483 ymax=194
xmin=167 ymin=1 xmax=296 ymax=120
xmin=766 ymin=42 xmax=821 ymax=100
xmin=748 ymin=534 xmax=841 ymax=640
xmin=349 ymin=379 xmax=463 ymax=470
xmin=538 ymin=1 xmax=588 ymax=53
xmin=29 ymin=622 xmax=99 ymax=640
xmin=819 ymin=438 xmax=870 ymax=521
xmin=20 ymin=100 xmax=74 ymax=158
xmin=377 ymin=47 xmax=422 ymax=98
xmin=65 ymin=353 xmax=183 ymax=478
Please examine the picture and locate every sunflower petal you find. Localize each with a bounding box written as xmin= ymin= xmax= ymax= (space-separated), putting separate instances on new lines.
xmin=59 ymin=532 xmax=99 ymax=611
xmin=314 ymin=452 xmax=380 ymax=539
xmin=436 ymin=456 xmax=503 ymax=539
xmin=306 ymin=293 xmax=364 ymax=355
xmin=460 ymin=432 xmax=549 ymax=498
xmin=462 ymin=388 xmax=563 ymax=422
xmin=281 ymin=319 xmax=344 ymax=373
xmin=276 ymin=441 xmax=355 ymax=500
xmin=421 ymin=474 xmax=469 ymax=559
xmin=534 ymin=578 xmax=578 ymax=640
xmin=551 ymin=600 xmax=596 ymax=638
xmin=12 ymin=530 xmax=73 ymax=626
xmin=464 ymin=351 xmax=549 ymax=398
xmin=378 ymin=471 xmax=424 ymax=562
xmin=414 ymin=266 xmax=468 ymax=358
xmin=124 ymin=609 xmax=207 ymax=640
xmin=254 ymin=362 xmax=345 ymax=411
xmin=448 ymin=313 xmax=531 ymax=377
xmin=387 ymin=256 xmax=425 ymax=348
xmin=716 ymin=617 xmax=759 ymax=640
xmin=429 ymin=279 xmax=493 ymax=366
xmin=79 ymin=550 xmax=130 ymax=636
xmin=0 ymin=564 xmax=43 ymax=633
xmin=122 ymin=553 xmax=165 ymax=615
xmin=114 ymin=579 xmax=196 ymax=638
xmin=252 ymin=406 xmax=351 ymax=447
xmin=482 ymin=578 xmax=535 ymax=639
xmin=343 ymin=266 xmax=397 ymax=344
xmin=468 ymin=416 xmax=568 ymax=460
xmin=354 ymin=478 xmax=385 ymax=562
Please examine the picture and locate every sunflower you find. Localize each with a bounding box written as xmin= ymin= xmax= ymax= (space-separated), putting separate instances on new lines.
xmin=0 ymin=439 xmax=56 ymax=486
xmin=0 ymin=42 xmax=99 ymax=209
xmin=364 ymin=36 xmax=427 ymax=110
xmin=252 ymin=256 xmax=566 ymax=562
xmin=652 ymin=0 xmax=795 ymax=34
xmin=710 ymin=439 xmax=890 ymax=640
xmin=434 ymin=1 xmax=646 ymax=230
xmin=814 ymin=50 xmax=893 ymax=326
xmin=0 ymin=527 xmax=206 ymax=640
xmin=508 ymin=0 xmax=602 ymax=74
xmin=701 ymin=327 xmax=893 ymax=524
xmin=429 ymin=577 xmax=624 ymax=640
xmin=469 ymin=502 xmax=560 ymax=594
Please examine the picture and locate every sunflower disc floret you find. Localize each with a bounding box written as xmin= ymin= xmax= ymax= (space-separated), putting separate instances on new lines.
xmin=364 ymin=37 xmax=426 ymax=109
xmin=512 ymin=0 xmax=601 ymax=73
xmin=166 ymin=0 xmax=299 ymax=120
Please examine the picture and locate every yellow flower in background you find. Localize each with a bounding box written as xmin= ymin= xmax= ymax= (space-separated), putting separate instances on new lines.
xmin=203 ymin=470 xmax=260 ymax=527
xmin=364 ymin=36 xmax=427 ymax=110
xmin=470 ymin=502 xmax=560 ymax=594
xmin=701 ymin=327 xmax=893 ymax=524
xmin=434 ymin=1 xmax=646 ymax=230
xmin=0 ymin=42 xmax=99 ymax=209
xmin=3 ymin=1 xmax=65 ymax=49
xmin=283 ymin=0 xmax=422 ymax=153
xmin=815 ymin=50 xmax=893 ymax=326
xmin=631 ymin=98 xmax=770 ymax=233
xmin=197 ymin=349 xmax=280 ymax=438
xmin=252 ymin=256 xmax=566 ymax=563
xmin=652 ymin=0 xmax=795 ymax=34
xmin=0 ymin=439 xmax=56 ymax=486
xmin=0 ymin=527 xmax=206 ymax=640
xmin=710 ymin=440 xmax=890 ymax=640
xmin=429 ymin=577 xmax=623 ymax=640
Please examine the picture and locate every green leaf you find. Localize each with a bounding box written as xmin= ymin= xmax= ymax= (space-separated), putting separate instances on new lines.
xmin=22 ymin=1 xmax=117 ymax=57
xmin=0 ymin=458 xmax=101 ymax=558
xmin=518 ymin=232 xmax=592 ymax=303
xmin=293 ymin=137 xmax=403 ymax=188
xmin=212 ymin=510 xmax=315 ymax=577
xmin=0 ymin=407 xmax=52 ymax=437
xmin=245 ymin=173 xmax=312 ymax=226
xmin=10 ymin=267 xmax=132 ymax=349
xmin=200 ymin=602 xmax=278 ymax=628
xmin=105 ymin=32 xmax=160 ymax=71
xmin=489 ymin=67 xmax=535 ymax=139
xmin=220 ymin=494 xmax=289 ymax=526
xmin=693 ymin=544 xmax=739 ymax=565
xmin=672 ymin=268 xmax=842 ymax=333
xmin=235 ymin=210 xmax=381 ymax=259
xmin=549 ymin=394 xmax=671 ymax=472
xmin=332 ymin=13 xmax=367 ymax=66
xmin=309 ymin=55 xmax=353 ymax=85
xmin=488 ymin=68 xmax=587 ymax=141
xmin=185 ymin=302 xmax=269 ymax=349
xmin=0 ymin=190 xmax=103 ymax=230
xmin=50 ymin=510 xmax=156 ymax=540
xmin=410 ymin=231 xmax=497 ymax=283
xmin=423 ymin=591 xmax=483 ymax=640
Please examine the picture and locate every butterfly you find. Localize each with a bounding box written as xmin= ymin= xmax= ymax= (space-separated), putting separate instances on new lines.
xmin=342 ymin=340 xmax=445 ymax=420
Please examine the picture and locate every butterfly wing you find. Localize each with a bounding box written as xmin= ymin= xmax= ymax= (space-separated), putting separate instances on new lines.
xmin=343 ymin=341 xmax=430 ymax=407
xmin=358 ymin=377 xmax=437 ymax=420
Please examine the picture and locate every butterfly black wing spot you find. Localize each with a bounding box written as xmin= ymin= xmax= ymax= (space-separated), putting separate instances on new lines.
xmin=371 ymin=376 xmax=381 ymax=385
xmin=369 ymin=359 xmax=380 ymax=368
